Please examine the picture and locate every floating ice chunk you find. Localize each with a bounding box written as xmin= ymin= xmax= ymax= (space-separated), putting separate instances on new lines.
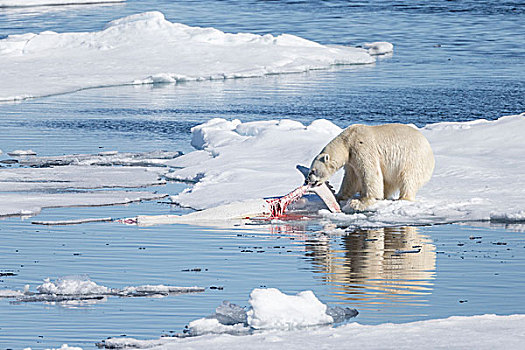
xmin=247 ymin=288 xmax=334 ymax=330
xmin=184 ymin=289 xmax=357 ymax=337
xmin=119 ymin=285 xmax=205 ymax=296
xmin=7 ymin=149 xmax=36 ymax=156
xmin=215 ymin=301 xmax=248 ymax=325
xmin=0 ymin=0 xmax=125 ymax=7
xmin=37 ymin=277 xmax=111 ymax=295
xmin=364 ymin=41 xmax=394 ymax=55
xmin=4 ymin=277 xmax=205 ymax=304
xmin=0 ymin=11 xmax=377 ymax=102
xmin=325 ymin=306 xmax=359 ymax=323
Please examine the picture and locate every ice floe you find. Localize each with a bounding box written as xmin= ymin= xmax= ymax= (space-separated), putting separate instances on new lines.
xmin=97 ymin=312 xmax=525 ymax=350
xmin=0 ymin=0 xmax=125 ymax=8
xmin=0 ymin=151 xmax=177 ymax=217
xmin=17 ymin=150 xmax=182 ymax=167
xmin=0 ymin=166 xmax=165 ymax=192
xmin=0 ymin=191 xmax=164 ymax=217
xmin=166 ymin=113 xmax=525 ymax=228
xmin=0 ymin=276 xmax=204 ymax=304
xmin=0 ymin=11 xmax=381 ymax=102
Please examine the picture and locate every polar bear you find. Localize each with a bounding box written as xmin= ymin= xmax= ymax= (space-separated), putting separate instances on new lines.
xmin=307 ymin=123 xmax=434 ymax=211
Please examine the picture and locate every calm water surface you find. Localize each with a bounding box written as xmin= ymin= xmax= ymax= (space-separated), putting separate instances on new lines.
xmin=0 ymin=0 xmax=524 ymax=349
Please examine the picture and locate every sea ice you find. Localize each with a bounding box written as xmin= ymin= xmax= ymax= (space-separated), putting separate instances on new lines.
xmin=0 ymin=165 xmax=166 ymax=192
xmin=167 ymin=113 xmax=525 ymax=228
xmin=0 ymin=151 xmax=173 ymax=217
xmin=0 ymin=191 xmax=164 ymax=217
xmin=98 ymin=313 xmax=525 ymax=350
xmin=0 ymin=11 xmax=381 ymax=102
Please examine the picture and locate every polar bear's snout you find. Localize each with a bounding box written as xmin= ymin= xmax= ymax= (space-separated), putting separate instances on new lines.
xmin=307 ymin=170 xmax=321 ymax=186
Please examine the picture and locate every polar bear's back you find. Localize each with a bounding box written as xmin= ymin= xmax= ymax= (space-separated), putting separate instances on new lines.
xmin=345 ymin=123 xmax=435 ymax=186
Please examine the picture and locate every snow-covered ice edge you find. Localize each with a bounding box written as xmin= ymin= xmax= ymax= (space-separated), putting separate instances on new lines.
xmin=0 ymin=11 xmax=383 ymax=102
xmin=165 ymin=113 xmax=525 ymax=229
xmin=97 ymin=313 xmax=525 ymax=350
xmin=0 ymin=151 xmax=180 ymax=217
xmin=0 ymin=0 xmax=125 ymax=8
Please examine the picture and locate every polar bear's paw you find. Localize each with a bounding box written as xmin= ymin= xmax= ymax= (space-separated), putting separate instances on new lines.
xmin=348 ymin=198 xmax=376 ymax=212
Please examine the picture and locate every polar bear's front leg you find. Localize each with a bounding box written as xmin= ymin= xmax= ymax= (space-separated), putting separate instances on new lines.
xmin=336 ymin=165 xmax=359 ymax=201
xmin=349 ymin=155 xmax=383 ymax=211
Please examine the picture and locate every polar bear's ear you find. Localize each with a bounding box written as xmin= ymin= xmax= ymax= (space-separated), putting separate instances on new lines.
xmin=320 ymin=154 xmax=330 ymax=163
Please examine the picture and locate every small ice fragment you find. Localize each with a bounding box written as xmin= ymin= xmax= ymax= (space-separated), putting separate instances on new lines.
xmin=36 ymin=276 xmax=111 ymax=295
xmin=325 ymin=306 xmax=359 ymax=323
xmin=215 ymin=301 xmax=248 ymax=325
xmin=364 ymin=41 xmax=394 ymax=55
xmin=8 ymin=149 xmax=37 ymax=156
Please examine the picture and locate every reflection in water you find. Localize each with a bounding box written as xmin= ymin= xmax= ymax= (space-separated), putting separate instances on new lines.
xmin=305 ymin=227 xmax=436 ymax=306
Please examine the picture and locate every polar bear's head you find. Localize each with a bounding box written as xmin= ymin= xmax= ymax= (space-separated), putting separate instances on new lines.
xmin=307 ymin=153 xmax=336 ymax=186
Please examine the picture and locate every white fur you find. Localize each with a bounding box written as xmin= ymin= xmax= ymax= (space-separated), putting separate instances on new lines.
xmin=308 ymin=123 xmax=435 ymax=211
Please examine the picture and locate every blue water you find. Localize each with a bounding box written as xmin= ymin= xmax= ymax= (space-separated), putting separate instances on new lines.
xmin=0 ymin=0 xmax=524 ymax=349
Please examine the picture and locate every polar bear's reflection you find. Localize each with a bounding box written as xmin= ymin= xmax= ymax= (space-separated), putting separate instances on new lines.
xmin=305 ymin=226 xmax=436 ymax=302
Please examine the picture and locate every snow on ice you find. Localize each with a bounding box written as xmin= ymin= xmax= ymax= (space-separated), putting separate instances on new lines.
xmin=100 ymin=315 xmax=525 ymax=350
xmin=167 ymin=113 xmax=525 ymax=228
xmin=0 ymin=11 xmax=381 ymax=102
xmin=0 ymin=0 xmax=125 ymax=8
